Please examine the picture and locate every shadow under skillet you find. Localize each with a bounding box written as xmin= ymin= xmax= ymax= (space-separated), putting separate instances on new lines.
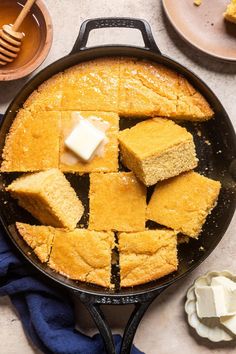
xmin=161 ymin=5 xmax=236 ymax=74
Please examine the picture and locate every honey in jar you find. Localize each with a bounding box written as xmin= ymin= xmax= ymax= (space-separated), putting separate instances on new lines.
xmin=0 ymin=0 xmax=42 ymax=70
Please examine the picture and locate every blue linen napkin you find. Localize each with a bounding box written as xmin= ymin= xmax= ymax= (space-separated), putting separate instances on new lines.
xmin=0 ymin=113 xmax=144 ymax=354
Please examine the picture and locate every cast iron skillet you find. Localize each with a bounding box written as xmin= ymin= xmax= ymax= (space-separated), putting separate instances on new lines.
xmin=0 ymin=18 xmax=236 ymax=354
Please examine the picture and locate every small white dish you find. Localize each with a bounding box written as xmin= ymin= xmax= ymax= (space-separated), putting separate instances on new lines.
xmin=185 ymin=270 xmax=236 ymax=342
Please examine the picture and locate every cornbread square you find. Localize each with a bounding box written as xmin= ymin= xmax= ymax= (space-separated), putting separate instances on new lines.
xmin=89 ymin=172 xmax=146 ymax=231
xmin=60 ymin=111 xmax=119 ymax=173
xmin=7 ymin=169 xmax=84 ymax=230
xmin=61 ymin=58 xmax=120 ymax=111
xmin=16 ymin=222 xmax=55 ymax=263
xmin=23 ymin=73 xmax=64 ymax=111
xmin=118 ymin=58 xmax=213 ymax=120
xmin=1 ymin=110 xmax=60 ymax=172
xmin=119 ymin=118 xmax=198 ymax=186
xmin=147 ymin=171 xmax=221 ymax=238
xmin=119 ymin=230 xmax=178 ymax=287
xmin=49 ymin=228 xmax=114 ymax=287
xmin=224 ymin=0 xmax=236 ymax=23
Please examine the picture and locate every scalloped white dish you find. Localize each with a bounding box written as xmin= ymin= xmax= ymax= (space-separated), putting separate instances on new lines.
xmin=185 ymin=270 xmax=236 ymax=342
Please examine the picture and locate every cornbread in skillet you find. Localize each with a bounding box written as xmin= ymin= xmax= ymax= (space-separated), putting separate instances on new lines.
xmin=7 ymin=169 xmax=84 ymax=230
xmin=1 ymin=110 xmax=60 ymax=172
xmin=24 ymin=73 xmax=64 ymax=112
xmin=16 ymin=222 xmax=55 ymax=263
xmin=119 ymin=58 xmax=213 ymax=120
xmin=60 ymin=111 xmax=119 ymax=172
xmin=147 ymin=171 xmax=221 ymax=238
xmin=224 ymin=0 xmax=236 ymax=23
xmin=89 ymin=172 xmax=146 ymax=232
xmin=20 ymin=57 xmax=213 ymax=120
xmin=119 ymin=230 xmax=178 ymax=287
xmin=119 ymin=118 xmax=198 ymax=186
xmin=61 ymin=58 xmax=120 ymax=111
xmin=49 ymin=228 xmax=114 ymax=287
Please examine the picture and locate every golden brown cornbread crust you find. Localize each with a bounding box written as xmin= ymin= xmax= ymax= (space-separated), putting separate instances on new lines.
xmin=1 ymin=58 xmax=213 ymax=172
xmin=16 ymin=222 xmax=55 ymax=263
xmin=119 ymin=230 xmax=178 ymax=287
xmin=89 ymin=172 xmax=146 ymax=232
xmin=1 ymin=110 xmax=119 ymax=173
xmin=49 ymin=228 xmax=114 ymax=288
xmin=119 ymin=118 xmax=198 ymax=186
xmin=7 ymin=169 xmax=84 ymax=230
xmin=21 ymin=57 xmax=213 ymax=120
xmin=16 ymin=222 xmax=115 ymax=288
xmin=147 ymin=171 xmax=221 ymax=238
xmin=1 ymin=110 xmax=61 ymax=172
xmin=118 ymin=58 xmax=213 ymax=120
xmin=224 ymin=0 xmax=236 ymax=23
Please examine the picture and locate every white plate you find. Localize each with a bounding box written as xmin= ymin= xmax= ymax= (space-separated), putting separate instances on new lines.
xmin=185 ymin=270 xmax=236 ymax=342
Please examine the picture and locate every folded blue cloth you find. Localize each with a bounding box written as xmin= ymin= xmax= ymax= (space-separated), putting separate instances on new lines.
xmin=0 ymin=114 xmax=144 ymax=354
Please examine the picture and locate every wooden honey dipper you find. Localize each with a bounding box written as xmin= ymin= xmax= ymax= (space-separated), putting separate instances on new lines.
xmin=0 ymin=0 xmax=36 ymax=66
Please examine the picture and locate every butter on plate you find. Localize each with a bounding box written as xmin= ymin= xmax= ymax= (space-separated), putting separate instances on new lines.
xmin=65 ymin=118 xmax=105 ymax=161
xmin=195 ymin=275 xmax=236 ymax=335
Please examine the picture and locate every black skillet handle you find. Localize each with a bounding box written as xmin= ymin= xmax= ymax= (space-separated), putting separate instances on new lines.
xmin=73 ymin=287 xmax=167 ymax=354
xmin=70 ymin=17 xmax=161 ymax=54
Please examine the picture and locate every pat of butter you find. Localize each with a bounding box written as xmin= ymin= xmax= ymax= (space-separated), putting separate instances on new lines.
xmin=220 ymin=315 xmax=236 ymax=335
xmin=195 ymin=285 xmax=226 ymax=318
xmin=211 ymin=276 xmax=236 ymax=315
xmin=196 ymin=276 xmax=236 ymax=318
xmin=65 ymin=119 xmax=105 ymax=161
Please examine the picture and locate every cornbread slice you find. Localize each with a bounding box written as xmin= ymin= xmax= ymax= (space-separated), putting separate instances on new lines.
xmin=16 ymin=222 xmax=55 ymax=263
xmin=89 ymin=172 xmax=146 ymax=232
xmin=224 ymin=0 xmax=236 ymax=23
xmin=49 ymin=228 xmax=114 ymax=287
xmin=6 ymin=169 xmax=84 ymax=230
xmin=61 ymin=58 xmax=120 ymax=111
xmin=24 ymin=73 xmax=64 ymax=112
xmin=147 ymin=171 xmax=221 ymax=238
xmin=119 ymin=118 xmax=198 ymax=186
xmin=118 ymin=58 xmax=213 ymax=120
xmin=1 ymin=110 xmax=60 ymax=172
xmin=60 ymin=111 xmax=119 ymax=173
xmin=119 ymin=230 xmax=178 ymax=287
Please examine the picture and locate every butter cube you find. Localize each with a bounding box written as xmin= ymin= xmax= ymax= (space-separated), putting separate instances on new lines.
xmin=211 ymin=276 xmax=236 ymax=315
xmin=196 ymin=277 xmax=236 ymax=319
xmin=195 ymin=285 xmax=225 ymax=318
xmin=65 ymin=119 xmax=105 ymax=161
xmin=220 ymin=315 xmax=236 ymax=335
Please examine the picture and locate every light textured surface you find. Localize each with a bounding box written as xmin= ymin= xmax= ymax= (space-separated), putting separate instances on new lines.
xmin=0 ymin=0 xmax=236 ymax=353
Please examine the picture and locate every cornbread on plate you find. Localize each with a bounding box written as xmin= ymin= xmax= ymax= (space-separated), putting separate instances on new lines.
xmin=49 ymin=228 xmax=114 ymax=287
xmin=147 ymin=171 xmax=221 ymax=238
xmin=89 ymin=172 xmax=146 ymax=232
xmin=119 ymin=230 xmax=178 ymax=287
xmin=61 ymin=58 xmax=120 ymax=111
xmin=224 ymin=0 xmax=236 ymax=23
xmin=119 ymin=58 xmax=213 ymax=120
xmin=119 ymin=118 xmax=198 ymax=186
xmin=1 ymin=110 xmax=60 ymax=172
xmin=60 ymin=111 xmax=119 ymax=173
xmin=23 ymin=73 xmax=64 ymax=112
xmin=7 ymin=169 xmax=84 ymax=230
xmin=16 ymin=222 xmax=55 ymax=263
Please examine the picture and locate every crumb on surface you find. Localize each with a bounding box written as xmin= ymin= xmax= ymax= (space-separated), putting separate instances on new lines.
xmin=194 ymin=0 xmax=202 ymax=6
